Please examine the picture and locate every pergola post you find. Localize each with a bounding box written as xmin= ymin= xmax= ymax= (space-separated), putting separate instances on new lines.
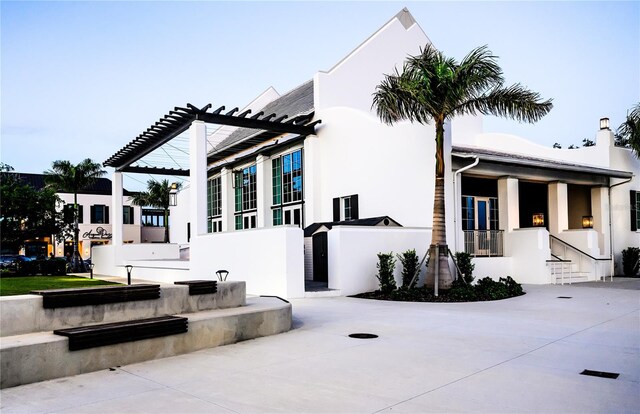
xmin=112 ymin=172 xmax=124 ymax=247
xmin=189 ymin=120 xmax=207 ymax=237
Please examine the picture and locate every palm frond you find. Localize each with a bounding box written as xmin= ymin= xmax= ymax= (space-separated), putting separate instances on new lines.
xmin=617 ymin=102 xmax=640 ymax=158
xmin=453 ymin=83 xmax=553 ymax=123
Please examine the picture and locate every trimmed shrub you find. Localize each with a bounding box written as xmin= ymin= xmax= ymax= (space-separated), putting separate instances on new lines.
xmin=397 ymin=249 xmax=419 ymax=288
xmin=454 ymin=252 xmax=475 ymax=284
xmin=622 ymin=247 xmax=640 ymax=277
xmin=376 ymin=252 xmax=397 ymax=294
xmin=499 ymin=276 xmax=524 ymax=297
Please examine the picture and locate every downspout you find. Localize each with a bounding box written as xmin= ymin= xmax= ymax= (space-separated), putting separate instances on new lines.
xmin=452 ymin=155 xmax=479 ymax=252
xmin=607 ymin=175 xmax=634 ymax=277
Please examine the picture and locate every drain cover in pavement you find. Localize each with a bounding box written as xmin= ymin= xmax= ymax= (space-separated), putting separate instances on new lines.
xmin=557 ymin=296 xmax=572 ymax=299
xmin=348 ymin=333 xmax=378 ymax=339
xmin=580 ymin=369 xmax=619 ymax=379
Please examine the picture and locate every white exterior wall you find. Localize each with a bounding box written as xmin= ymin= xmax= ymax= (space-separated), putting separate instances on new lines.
xmin=314 ymin=10 xmax=428 ymax=115
xmin=327 ymin=226 xmax=431 ymax=296
xmin=189 ymin=227 xmax=304 ymax=298
xmin=169 ymin=186 xmax=191 ymax=245
xmin=608 ymin=145 xmax=640 ymax=274
xmin=307 ymin=107 xmax=437 ymax=227
xmin=507 ymin=228 xmax=552 ymax=284
xmin=56 ymin=192 xmax=148 ymax=257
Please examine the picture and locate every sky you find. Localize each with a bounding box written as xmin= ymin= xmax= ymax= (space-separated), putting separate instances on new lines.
xmin=1 ymin=1 xmax=638 ymax=191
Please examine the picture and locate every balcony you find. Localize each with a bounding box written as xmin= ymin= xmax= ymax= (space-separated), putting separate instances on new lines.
xmin=463 ymin=230 xmax=504 ymax=257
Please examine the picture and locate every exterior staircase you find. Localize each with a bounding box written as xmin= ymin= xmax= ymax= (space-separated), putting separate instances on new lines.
xmin=547 ymin=235 xmax=612 ymax=284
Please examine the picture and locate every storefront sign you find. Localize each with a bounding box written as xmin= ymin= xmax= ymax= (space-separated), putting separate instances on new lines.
xmin=82 ymin=227 xmax=112 ymax=240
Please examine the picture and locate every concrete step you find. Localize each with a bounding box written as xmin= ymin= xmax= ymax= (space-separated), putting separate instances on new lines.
xmin=554 ymin=272 xmax=591 ymax=284
xmin=1 ymin=297 xmax=292 ymax=389
xmin=304 ymin=289 xmax=342 ymax=298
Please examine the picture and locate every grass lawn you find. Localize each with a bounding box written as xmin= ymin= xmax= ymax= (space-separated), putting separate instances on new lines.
xmin=0 ymin=276 xmax=121 ymax=296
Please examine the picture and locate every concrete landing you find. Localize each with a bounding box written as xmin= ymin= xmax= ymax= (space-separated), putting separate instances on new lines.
xmin=1 ymin=282 xmax=637 ymax=412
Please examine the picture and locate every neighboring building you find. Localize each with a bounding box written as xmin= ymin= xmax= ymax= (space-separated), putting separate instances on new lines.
xmin=4 ymin=173 xmax=164 ymax=258
xmin=98 ymin=8 xmax=639 ymax=297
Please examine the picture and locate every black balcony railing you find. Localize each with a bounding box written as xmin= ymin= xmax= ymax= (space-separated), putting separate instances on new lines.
xmin=463 ymin=230 xmax=504 ymax=257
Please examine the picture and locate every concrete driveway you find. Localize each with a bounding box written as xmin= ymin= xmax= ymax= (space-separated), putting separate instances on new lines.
xmin=1 ymin=281 xmax=638 ymax=413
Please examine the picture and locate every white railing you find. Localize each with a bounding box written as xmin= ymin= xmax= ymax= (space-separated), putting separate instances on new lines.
xmin=549 ymin=235 xmax=612 ymax=283
xmin=463 ymin=230 xmax=504 ymax=257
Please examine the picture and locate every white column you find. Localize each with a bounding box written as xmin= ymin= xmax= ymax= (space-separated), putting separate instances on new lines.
xmin=111 ymin=172 xmax=123 ymax=246
xmin=498 ymin=177 xmax=519 ymax=232
xmin=189 ymin=121 xmax=207 ymax=237
xmin=220 ymin=167 xmax=232 ymax=232
xmin=591 ymin=186 xmax=610 ymax=256
xmin=548 ymin=181 xmax=568 ymax=235
xmin=256 ymin=154 xmax=271 ymax=228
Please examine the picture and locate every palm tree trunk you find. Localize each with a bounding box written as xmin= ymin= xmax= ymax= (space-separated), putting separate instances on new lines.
xmin=425 ymin=118 xmax=454 ymax=289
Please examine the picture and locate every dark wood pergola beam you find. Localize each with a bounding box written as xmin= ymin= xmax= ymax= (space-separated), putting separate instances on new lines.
xmin=104 ymin=103 xmax=319 ymax=170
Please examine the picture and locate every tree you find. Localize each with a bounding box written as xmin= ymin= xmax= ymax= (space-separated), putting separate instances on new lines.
xmin=45 ymin=159 xmax=106 ymax=272
xmin=552 ymin=143 xmax=562 ymax=149
xmin=616 ymin=102 xmax=640 ymax=158
xmin=373 ymin=45 xmax=552 ymax=289
xmin=582 ymin=138 xmax=595 ymax=147
xmin=129 ymin=179 xmax=182 ymax=243
xmin=1 ymin=164 xmax=62 ymax=254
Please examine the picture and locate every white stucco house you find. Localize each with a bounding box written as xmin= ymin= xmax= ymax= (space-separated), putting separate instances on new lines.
xmin=4 ymin=174 xmax=165 ymax=259
xmin=95 ymin=8 xmax=639 ymax=298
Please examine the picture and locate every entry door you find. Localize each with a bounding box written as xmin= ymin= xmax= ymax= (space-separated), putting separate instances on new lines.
xmin=474 ymin=197 xmax=491 ymax=255
xmin=312 ymin=232 xmax=328 ymax=283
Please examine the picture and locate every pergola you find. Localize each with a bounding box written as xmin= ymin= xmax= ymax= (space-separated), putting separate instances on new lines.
xmin=104 ymin=102 xmax=320 ymax=245
xmin=104 ymin=103 xmax=320 ymax=175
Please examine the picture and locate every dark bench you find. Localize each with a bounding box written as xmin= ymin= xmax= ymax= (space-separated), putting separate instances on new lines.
xmin=31 ymin=284 xmax=161 ymax=308
xmin=174 ymin=280 xmax=217 ymax=295
xmin=53 ymin=316 xmax=188 ymax=351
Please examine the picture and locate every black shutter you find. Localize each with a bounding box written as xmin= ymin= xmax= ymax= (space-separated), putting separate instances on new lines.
xmin=351 ymin=194 xmax=359 ymax=220
xmin=78 ymin=205 xmax=83 ymax=224
xmin=130 ymin=206 xmax=135 ymax=224
xmin=64 ymin=205 xmax=73 ymax=223
xmin=187 ymin=222 xmax=191 ymax=243
xmin=631 ymin=191 xmax=638 ymax=232
xmin=105 ymin=206 xmax=110 ymax=224
xmin=90 ymin=205 xmax=96 ymax=224
xmin=333 ymin=198 xmax=340 ymax=221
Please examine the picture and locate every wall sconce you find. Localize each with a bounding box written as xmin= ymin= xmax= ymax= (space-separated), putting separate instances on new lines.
xmin=169 ymin=183 xmax=178 ymax=206
xmin=600 ymin=117 xmax=610 ymax=130
xmin=582 ymin=215 xmax=594 ymax=229
xmin=532 ymin=213 xmax=545 ymax=227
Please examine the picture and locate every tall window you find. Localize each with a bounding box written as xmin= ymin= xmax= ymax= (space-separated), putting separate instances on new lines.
xmin=632 ymin=190 xmax=640 ymax=231
xmin=272 ymin=149 xmax=303 ymax=227
xmin=90 ymin=205 xmax=109 ymax=224
xmin=123 ymin=206 xmax=135 ymax=225
xmin=63 ymin=204 xmax=83 ymax=224
xmin=461 ymin=196 xmax=499 ymax=230
xmin=207 ymin=176 xmax=222 ymax=233
xmin=461 ymin=196 xmax=474 ymax=230
xmin=234 ymin=165 xmax=257 ymax=230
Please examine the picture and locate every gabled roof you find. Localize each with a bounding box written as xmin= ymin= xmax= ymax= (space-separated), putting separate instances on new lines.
xmin=6 ymin=173 xmax=132 ymax=196
xmin=304 ymin=216 xmax=402 ymax=237
xmin=207 ymin=80 xmax=315 ymax=164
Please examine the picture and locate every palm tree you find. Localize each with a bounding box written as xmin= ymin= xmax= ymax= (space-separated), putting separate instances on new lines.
xmin=129 ymin=179 xmax=182 ymax=243
xmin=45 ymin=159 xmax=106 ymax=272
xmin=617 ymin=102 xmax=640 ymax=158
xmin=373 ymin=45 xmax=552 ymax=289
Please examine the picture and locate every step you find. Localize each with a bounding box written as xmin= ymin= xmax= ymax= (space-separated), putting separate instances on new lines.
xmin=1 ymin=296 xmax=291 ymax=389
